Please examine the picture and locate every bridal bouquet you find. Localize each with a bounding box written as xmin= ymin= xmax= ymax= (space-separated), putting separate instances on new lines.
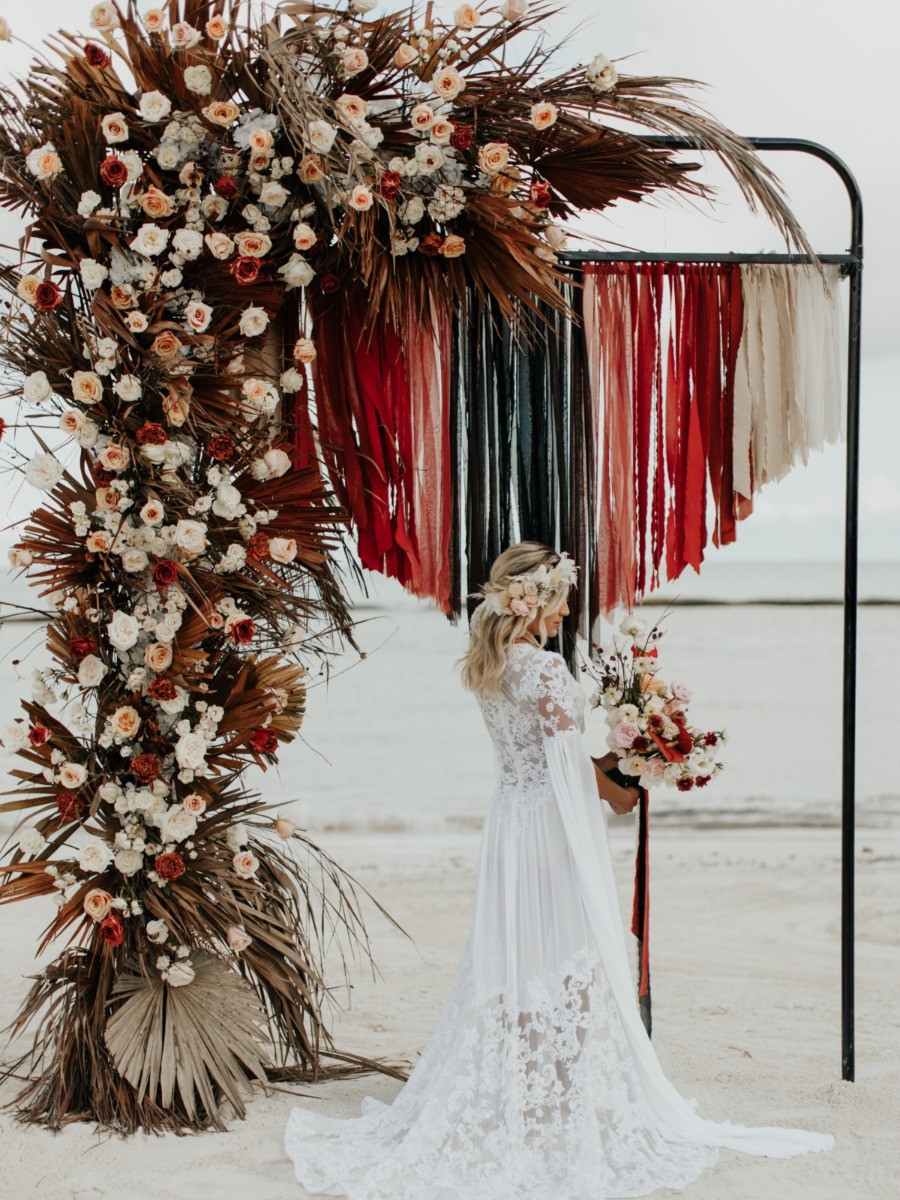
xmin=585 ymin=613 xmax=726 ymax=792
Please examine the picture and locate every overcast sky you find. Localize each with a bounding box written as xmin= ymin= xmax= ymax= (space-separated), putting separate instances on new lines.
xmin=0 ymin=1 xmax=896 ymax=563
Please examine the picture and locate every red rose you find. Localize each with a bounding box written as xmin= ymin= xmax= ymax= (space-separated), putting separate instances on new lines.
xmin=206 ymin=434 xmax=235 ymax=462
xmin=35 ymin=281 xmax=63 ymax=312
xmin=99 ymin=915 xmax=124 ymax=946
xmin=148 ymin=677 xmax=178 ymax=702
xmin=529 ymin=180 xmax=552 ymax=208
xmin=155 ymin=851 xmax=185 ymax=881
xmin=245 ymin=531 xmax=270 ymax=561
xmin=93 ymin=466 xmax=115 ymax=487
xmin=418 ymin=233 xmax=443 ymax=257
xmin=227 ymin=617 xmax=256 ymax=645
xmin=28 ymin=724 xmax=50 ymax=747
xmin=249 ymin=727 xmax=279 ymax=753
xmin=135 ymin=421 xmax=168 ymax=446
xmin=99 ymin=157 xmax=129 ymax=188
xmin=319 ymin=271 xmax=340 ymax=295
xmin=84 ymin=43 xmax=110 ymax=68
xmin=69 ymin=636 xmax=96 ymax=663
xmin=378 ymin=169 xmax=401 ymax=200
xmin=56 ymin=790 xmax=84 ymax=822
xmin=130 ymin=753 xmax=160 ymax=783
xmin=449 ymin=123 xmax=474 ymax=151
xmin=152 ymin=559 xmax=179 ymax=588
xmin=230 ymin=256 xmax=261 ymax=285
xmin=675 ymin=777 xmax=695 ymax=792
xmin=307 ymin=234 xmax=328 ymax=258
xmin=214 ymin=175 xmax=239 ymax=199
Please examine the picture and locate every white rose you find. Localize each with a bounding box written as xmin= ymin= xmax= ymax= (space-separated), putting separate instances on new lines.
xmin=174 ymin=519 xmax=207 ymax=557
xmin=499 ymin=0 xmax=528 ymax=18
xmin=77 ymin=654 xmax=107 ymax=689
xmin=101 ymin=112 xmax=129 ymax=144
xmin=204 ymin=231 xmax=234 ymax=260
xmin=79 ymin=839 xmax=114 ymax=872
xmin=238 ymin=305 xmax=269 ymax=338
xmin=268 ymin=537 xmax=297 ymax=564
xmin=121 ymin=549 xmax=150 ymax=574
xmin=18 ymin=827 xmax=47 ymax=856
xmin=165 ymin=960 xmax=195 ymax=987
xmin=212 ymin=481 xmax=243 ymax=518
xmin=130 ymin=222 xmax=170 ymax=257
xmin=170 ymin=20 xmax=202 ymax=49
xmin=25 ymin=142 xmax=63 ymax=181
xmin=184 ymin=65 xmax=212 ymax=94
xmin=232 ymin=850 xmax=259 ymax=879
xmin=225 ymin=823 xmax=249 ymax=852
xmin=77 ymin=190 xmax=102 ymax=217
xmin=146 ymin=918 xmax=169 ymax=943
xmin=89 ymin=2 xmax=119 ymax=32
xmin=258 ymin=181 xmax=289 ymax=209
xmin=278 ymin=254 xmax=315 ymax=289
xmin=139 ymin=90 xmax=173 ymax=122
xmin=8 ymin=548 xmax=33 ymax=568
xmin=264 ymin=447 xmax=291 ymax=478
xmin=115 ymin=848 xmax=144 ymax=876
xmin=586 ymin=52 xmax=617 ymax=92
xmin=155 ymin=143 xmax=181 ymax=170
xmin=79 ymin=258 xmax=109 ymax=289
xmin=113 ymin=374 xmax=142 ymax=402
xmin=280 ymin=368 xmax=304 ymax=392
xmin=399 ymin=196 xmax=425 ymax=224
xmin=175 ymin=732 xmax=207 ymax=771
xmin=161 ymin=805 xmax=197 ymax=843
xmin=107 ymin=610 xmax=140 ymax=652
xmin=23 ymin=371 xmax=52 ymax=404
xmin=307 ymin=120 xmax=337 ymax=154
xmin=171 ymin=228 xmax=204 ymax=260
xmin=25 ymin=453 xmax=63 ymax=491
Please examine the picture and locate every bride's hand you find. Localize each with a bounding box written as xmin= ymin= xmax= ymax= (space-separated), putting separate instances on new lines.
xmin=607 ymin=785 xmax=640 ymax=816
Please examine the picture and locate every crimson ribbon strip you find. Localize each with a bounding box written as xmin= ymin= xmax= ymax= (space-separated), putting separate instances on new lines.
xmin=631 ymin=787 xmax=652 ymax=1033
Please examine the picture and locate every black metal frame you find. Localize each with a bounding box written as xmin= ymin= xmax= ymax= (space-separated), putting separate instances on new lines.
xmin=563 ymin=136 xmax=863 ymax=1082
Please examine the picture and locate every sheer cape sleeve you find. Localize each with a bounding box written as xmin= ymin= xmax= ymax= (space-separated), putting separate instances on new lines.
xmin=535 ymin=654 xmax=834 ymax=1159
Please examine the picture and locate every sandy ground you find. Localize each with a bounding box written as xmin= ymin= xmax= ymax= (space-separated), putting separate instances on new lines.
xmin=0 ymin=585 xmax=898 ymax=1198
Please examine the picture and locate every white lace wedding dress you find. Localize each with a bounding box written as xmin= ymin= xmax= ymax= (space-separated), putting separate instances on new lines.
xmin=285 ymin=640 xmax=832 ymax=1198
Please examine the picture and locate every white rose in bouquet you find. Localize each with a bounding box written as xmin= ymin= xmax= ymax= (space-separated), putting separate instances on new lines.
xmin=77 ymin=655 xmax=107 ymax=689
xmin=107 ymin=610 xmax=140 ymax=652
xmin=586 ymin=52 xmax=617 ymax=92
xmin=171 ymin=228 xmax=204 ymax=259
xmin=130 ymin=223 xmax=170 ymax=257
xmin=174 ymin=519 xmax=208 ymax=557
xmin=23 ymin=371 xmax=52 ymax=404
xmin=175 ymin=732 xmax=208 ymax=771
xmin=115 ymin=848 xmax=144 ymax=876
xmin=183 ymin=65 xmax=212 ymax=94
xmin=79 ymin=839 xmax=114 ymax=873
xmin=139 ymin=91 xmax=173 ymax=122
xmin=278 ymin=255 xmax=316 ymax=289
xmin=165 ymin=960 xmax=195 ymax=987
xmin=79 ymin=258 xmax=109 ymax=289
xmin=18 ymin=827 xmax=47 ymax=856
xmin=25 ymin=453 xmax=63 ymax=491
xmin=239 ymin=305 xmax=270 ymax=337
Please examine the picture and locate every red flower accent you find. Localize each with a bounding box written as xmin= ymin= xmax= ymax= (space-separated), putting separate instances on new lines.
xmin=695 ymin=775 xmax=711 ymax=788
xmin=148 ymin=677 xmax=178 ymax=702
xmin=631 ymin=735 xmax=651 ymax=753
xmin=99 ymin=915 xmax=124 ymax=946
xmin=92 ymin=465 xmax=115 ymax=487
xmin=418 ymin=233 xmax=443 ymax=257
xmin=319 ymin=271 xmax=341 ymax=294
xmin=56 ymin=790 xmax=84 ymax=822
xmin=245 ymin=531 xmax=270 ymax=561
xmin=630 ymin=643 xmax=658 ymax=658
xmin=227 ymin=617 xmax=256 ymax=645
xmin=28 ymin=724 xmax=50 ymax=747
xmin=155 ymin=851 xmax=185 ymax=881
xmin=206 ymin=434 xmax=235 ymax=462
xmin=131 ymin=753 xmax=160 ymax=783
xmin=675 ymin=777 xmax=695 ymax=792
xmin=99 ymin=156 xmax=129 ymax=188
xmin=249 ymin=727 xmax=279 ymax=753
xmin=230 ymin=256 xmax=261 ymax=285
xmin=0 ymin=417 xmax=5 ymax=442
xmin=84 ymin=43 xmax=111 ymax=68
xmin=69 ymin=636 xmax=97 ymax=663
xmin=214 ymin=175 xmax=239 ymax=199
xmin=152 ymin=559 xmax=179 ymax=588
xmin=378 ymin=169 xmax=401 ymax=200
xmin=704 ymin=732 xmax=719 ymax=747
xmin=449 ymin=123 xmax=474 ymax=151
xmin=34 ymin=281 xmax=63 ymax=312
xmin=529 ymin=180 xmax=552 ymax=208
xmin=135 ymin=421 xmax=168 ymax=446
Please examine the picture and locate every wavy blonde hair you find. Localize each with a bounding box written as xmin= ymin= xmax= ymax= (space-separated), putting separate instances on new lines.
xmin=458 ymin=541 xmax=574 ymax=697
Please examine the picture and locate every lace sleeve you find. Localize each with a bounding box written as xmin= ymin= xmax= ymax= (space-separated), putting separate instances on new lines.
xmin=537 ymin=654 xmax=580 ymax=738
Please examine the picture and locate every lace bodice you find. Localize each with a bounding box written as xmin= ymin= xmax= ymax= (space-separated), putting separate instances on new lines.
xmin=475 ymin=644 xmax=586 ymax=833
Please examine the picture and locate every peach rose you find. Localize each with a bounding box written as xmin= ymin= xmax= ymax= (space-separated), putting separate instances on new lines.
xmin=454 ymin=4 xmax=480 ymax=29
xmin=142 ymin=8 xmax=165 ymax=33
xmin=59 ymin=408 xmax=85 ymax=435
xmin=72 ymin=370 xmax=104 ymax=405
xmin=490 ymin=167 xmax=521 ymax=196
xmin=136 ymin=185 xmax=174 ymax=219
xmin=26 ymin=143 xmax=64 ymax=180
xmin=204 ymin=231 xmax=234 ymax=260
xmin=232 ymin=850 xmax=259 ymax=879
xmin=343 ymin=48 xmax=368 ymax=76
xmin=94 ymin=486 xmax=120 ymax=512
xmin=162 ymin=390 xmax=190 ymax=426
xmin=640 ymin=673 xmax=668 ymax=695
xmin=184 ymin=301 xmax=213 ymax=332
xmin=126 ymin=310 xmax=149 ymax=332
xmin=248 ymin=126 xmax=274 ymax=152
xmin=84 ymin=888 xmax=113 ymax=921
xmin=411 ymin=104 xmax=435 ymax=131
xmin=86 ymin=530 xmax=112 ymax=553
xmin=292 ymin=223 xmax=317 ymax=252
xmin=273 ymin=817 xmax=297 ymax=839
xmin=206 ymin=14 xmax=228 ymax=40
xmin=203 ymin=100 xmax=240 ymax=127
xmin=16 ymin=274 xmax=40 ymax=305
xmin=139 ymin=500 xmax=165 ymax=525
xmin=297 ymin=155 xmax=325 ymax=185
xmin=347 ymin=185 xmax=374 ymax=212
xmin=145 ymin=642 xmax=173 ymax=672
xmin=440 ymin=234 xmax=466 ymax=258
xmin=478 ymin=142 xmax=510 ymax=175
xmin=293 ymin=337 xmax=316 ymax=363
xmin=97 ymin=443 xmax=130 ymax=472
xmin=430 ymin=119 xmax=454 ymax=145
xmin=268 ymin=537 xmax=297 ymax=564
xmin=110 ymin=284 xmax=136 ymax=309
xmin=59 ymin=761 xmax=87 ymax=789
xmin=233 ymin=231 xmax=272 ymax=257
xmin=335 ymin=93 xmax=368 ymax=121
xmin=151 ymin=330 xmax=183 ymax=358
xmin=530 ymin=101 xmax=558 ymax=130
xmin=431 ymin=65 xmax=465 ymax=100
xmin=182 ymin=792 xmax=207 ymax=815
xmin=110 ymin=705 xmax=141 ymax=740
xmin=393 ymin=43 xmax=418 ymax=68
xmin=227 ymin=925 xmax=252 ymax=951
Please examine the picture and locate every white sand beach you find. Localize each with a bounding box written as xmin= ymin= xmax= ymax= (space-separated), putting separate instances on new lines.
xmin=1 ymin=568 xmax=898 ymax=1199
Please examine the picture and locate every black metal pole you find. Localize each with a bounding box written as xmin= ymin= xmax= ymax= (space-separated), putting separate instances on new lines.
xmin=564 ymin=136 xmax=864 ymax=1081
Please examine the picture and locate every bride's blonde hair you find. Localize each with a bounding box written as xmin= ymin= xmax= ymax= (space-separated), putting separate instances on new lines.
xmin=459 ymin=541 xmax=573 ymax=697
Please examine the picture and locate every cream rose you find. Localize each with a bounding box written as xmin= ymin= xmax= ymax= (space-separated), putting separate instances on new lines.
xmin=121 ymin=548 xmax=150 ymax=574
xmin=335 ymin=93 xmax=368 ymax=122
xmin=293 ymin=337 xmax=317 ymax=363
xmin=94 ymin=486 xmax=120 ymax=512
xmin=83 ymin=888 xmax=113 ymax=921
xmin=79 ymin=838 xmax=113 ymax=873
xmin=278 ymin=255 xmax=316 ymax=288
xmin=130 ymin=222 xmax=170 ymax=257
xmin=226 ymin=925 xmax=252 ymax=952
xmin=306 ymin=120 xmax=337 ymax=155
xmin=16 ymin=274 xmax=40 ymax=305
xmin=184 ymin=301 xmax=213 ymax=332
xmin=175 ymin=731 xmax=207 ymax=771
xmin=454 ymin=4 xmax=480 ymax=28
xmin=184 ymin=65 xmax=212 ymax=94
xmin=72 ymin=370 xmax=104 ymax=405
xmin=586 ymin=52 xmax=617 ymax=92
xmin=174 ymin=518 xmax=207 ymax=557
xmin=26 ymin=143 xmax=63 ymax=181
xmin=204 ymin=231 xmax=234 ymax=260
xmin=238 ymin=305 xmax=269 ymax=338
xmin=115 ymin=848 xmax=144 ymax=876
xmin=268 ymin=537 xmax=297 ymax=564
xmin=85 ymin=530 xmax=112 ymax=553
xmin=136 ymin=185 xmax=174 ymax=219
xmin=126 ymin=311 xmax=149 ymax=332
xmin=98 ymin=442 xmax=130 ymax=472
xmin=25 ymin=453 xmax=62 ymax=492
xmin=206 ymin=14 xmax=228 ymax=40
xmin=202 ymin=100 xmax=240 ymax=127
xmin=233 ymin=230 xmax=272 ymax=257
xmin=138 ymin=90 xmax=172 ymax=123
xmin=142 ymin=8 xmax=165 ymax=33
xmin=60 ymin=761 xmax=88 ymax=790
xmin=258 ymin=181 xmax=289 ymax=209
xmin=273 ymin=817 xmax=297 ymax=839
xmin=145 ymin=641 xmax=174 ymax=672
xmin=297 ymin=154 xmax=325 ymax=184
xmin=347 ymin=185 xmax=374 ymax=212
xmin=23 ymin=371 xmax=52 ymax=404
xmin=393 ymin=43 xmax=418 ymax=69
xmin=182 ymin=792 xmax=207 ymax=816
xmin=410 ymin=103 xmax=435 ymax=131
xmin=110 ymin=705 xmax=141 ymax=740
xmin=89 ymin=3 xmax=119 ymax=33
xmin=530 ymin=101 xmax=558 ymax=130
xmin=232 ymin=850 xmax=259 ymax=879
xmin=77 ymin=654 xmax=107 ymax=689
xmin=113 ymin=374 xmax=142 ymax=402
xmin=431 ymin=65 xmax=465 ymax=100
xmin=292 ymin=223 xmax=317 ymax=252
xmin=264 ymin=447 xmax=291 ymax=478
xmin=430 ymin=119 xmax=454 ymax=145
xmin=478 ymin=141 xmax=510 ymax=175
xmin=172 ymin=228 xmax=204 ymax=259
xmin=101 ymin=112 xmax=129 ymax=144
xmin=343 ymin=48 xmax=368 ymax=76
xmin=107 ymin=610 xmax=140 ymax=651
xmin=170 ymin=20 xmax=202 ymax=49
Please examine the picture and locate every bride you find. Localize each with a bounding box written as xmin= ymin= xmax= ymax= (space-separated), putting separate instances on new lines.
xmin=285 ymin=542 xmax=832 ymax=1198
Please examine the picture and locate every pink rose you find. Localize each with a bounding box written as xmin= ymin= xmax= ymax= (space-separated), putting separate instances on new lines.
xmin=613 ymin=720 xmax=640 ymax=748
xmin=639 ymin=758 xmax=666 ymax=783
xmin=509 ymin=598 xmax=530 ymax=617
xmin=669 ymin=680 xmax=692 ymax=703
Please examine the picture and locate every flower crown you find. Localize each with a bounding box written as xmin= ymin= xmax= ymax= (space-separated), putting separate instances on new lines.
xmin=483 ymin=553 xmax=578 ymax=618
